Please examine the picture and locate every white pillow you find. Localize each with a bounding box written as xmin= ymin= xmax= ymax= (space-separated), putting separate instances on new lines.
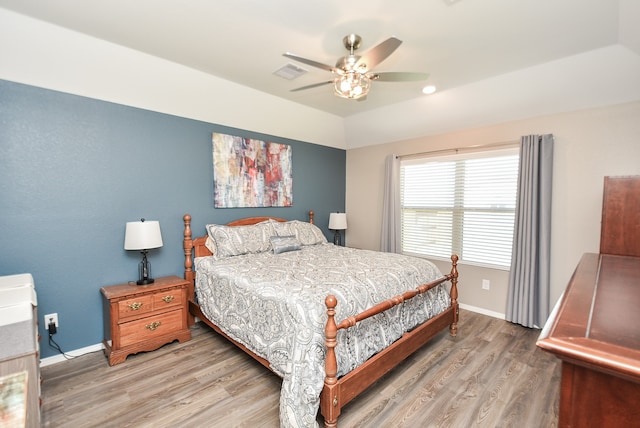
xmin=272 ymin=220 xmax=327 ymax=246
xmin=205 ymin=220 xmax=275 ymax=258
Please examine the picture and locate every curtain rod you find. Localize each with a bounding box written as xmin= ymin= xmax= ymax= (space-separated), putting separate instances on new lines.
xmin=396 ymin=140 xmax=519 ymax=160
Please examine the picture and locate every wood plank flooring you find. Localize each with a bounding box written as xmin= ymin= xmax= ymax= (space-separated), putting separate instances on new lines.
xmin=40 ymin=309 xmax=560 ymax=427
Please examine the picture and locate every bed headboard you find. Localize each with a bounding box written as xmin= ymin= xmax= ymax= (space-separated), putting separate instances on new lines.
xmin=182 ymin=211 xmax=315 ymax=309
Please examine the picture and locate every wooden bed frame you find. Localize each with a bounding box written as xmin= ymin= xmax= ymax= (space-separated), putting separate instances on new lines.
xmin=182 ymin=211 xmax=459 ymax=427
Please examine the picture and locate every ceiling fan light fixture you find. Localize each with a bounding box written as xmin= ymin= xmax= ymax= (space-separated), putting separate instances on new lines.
xmin=334 ymin=71 xmax=371 ymax=100
xmin=285 ymin=34 xmax=428 ymax=100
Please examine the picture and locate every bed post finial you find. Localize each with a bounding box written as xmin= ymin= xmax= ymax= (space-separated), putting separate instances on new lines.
xmin=183 ymin=213 xmax=193 ymax=275
xmin=449 ymin=254 xmax=459 ymax=336
xmin=322 ymin=294 xmax=340 ymax=427
xmin=309 ymin=210 xmax=315 ymax=224
xmin=183 ymin=214 xmax=195 ymax=326
xmin=324 ymin=294 xmax=338 ymax=385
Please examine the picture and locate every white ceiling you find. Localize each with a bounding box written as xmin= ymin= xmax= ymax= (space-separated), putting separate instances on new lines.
xmin=1 ymin=0 xmax=638 ymax=121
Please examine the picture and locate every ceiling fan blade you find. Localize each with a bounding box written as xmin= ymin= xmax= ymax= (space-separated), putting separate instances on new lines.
xmin=283 ymin=53 xmax=337 ymax=73
xmin=290 ymin=80 xmax=334 ymax=92
xmin=370 ymin=72 xmax=430 ymax=82
xmin=355 ymin=37 xmax=402 ymax=71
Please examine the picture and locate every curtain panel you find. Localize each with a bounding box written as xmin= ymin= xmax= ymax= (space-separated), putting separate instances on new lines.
xmin=506 ymin=134 xmax=554 ymax=328
xmin=380 ymin=154 xmax=401 ymax=253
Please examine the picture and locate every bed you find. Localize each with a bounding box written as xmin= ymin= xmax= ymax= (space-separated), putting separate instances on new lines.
xmin=182 ymin=211 xmax=459 ymax=428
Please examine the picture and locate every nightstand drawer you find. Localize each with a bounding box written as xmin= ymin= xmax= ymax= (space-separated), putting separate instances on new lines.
xmin=152 ymin=288 xmax=184 ymax=309
xmin=118 ymin=294 xmax=154 ymax=318
xmin=119 ymin=309 xmax=184 ymax=348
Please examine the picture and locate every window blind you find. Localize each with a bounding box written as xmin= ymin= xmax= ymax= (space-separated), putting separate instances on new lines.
xmin=400 ymin=147 xmax=519 ymax=268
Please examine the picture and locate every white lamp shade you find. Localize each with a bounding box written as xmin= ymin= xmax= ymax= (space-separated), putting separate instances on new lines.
xmin=329 ymin=213 xmax=347 ymax=230
xmin=124 ymin=220 xmax=163 ymax=250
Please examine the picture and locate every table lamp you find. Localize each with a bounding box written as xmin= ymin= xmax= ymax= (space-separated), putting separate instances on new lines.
xmin=329 ymin=212 xmax=347 ymax=246
xmin=124 ymin=219 xmax=163 ymax=285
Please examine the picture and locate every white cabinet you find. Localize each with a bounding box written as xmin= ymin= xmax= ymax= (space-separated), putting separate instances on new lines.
xmin=0 ymin=273 xmax=40 ymax=428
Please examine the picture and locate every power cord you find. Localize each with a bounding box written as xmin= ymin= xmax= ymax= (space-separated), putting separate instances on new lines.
xmin=47 ymin=320 xmax=76 ymax=360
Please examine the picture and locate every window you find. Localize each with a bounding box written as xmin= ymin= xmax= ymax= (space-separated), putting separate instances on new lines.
xmin=400 ymin=147 xmax=519 ymax=269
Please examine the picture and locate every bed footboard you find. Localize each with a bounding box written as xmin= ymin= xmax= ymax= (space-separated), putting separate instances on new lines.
xmin=321 ymin=254 xmax=459 ymax=427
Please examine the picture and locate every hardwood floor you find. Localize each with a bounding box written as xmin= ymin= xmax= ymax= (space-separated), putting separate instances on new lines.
xmin=40 ymin=309 xmax=560 ymax=427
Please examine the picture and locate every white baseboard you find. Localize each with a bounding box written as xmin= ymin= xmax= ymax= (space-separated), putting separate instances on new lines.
xmin=459 ymin=303 xmax=505 ymax=320
xmin=40 ymin=343 xmax=104 ymax=367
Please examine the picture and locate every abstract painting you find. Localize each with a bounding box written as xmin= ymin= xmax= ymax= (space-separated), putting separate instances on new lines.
xmin=213 ymin=132 xmax=293 ymax=208
xmin=0 ymin=371 xmax=27 ymax=427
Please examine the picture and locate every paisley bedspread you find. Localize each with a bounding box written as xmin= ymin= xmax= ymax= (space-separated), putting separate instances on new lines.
xmin=194 ymin=243 xmax=450 ymax=427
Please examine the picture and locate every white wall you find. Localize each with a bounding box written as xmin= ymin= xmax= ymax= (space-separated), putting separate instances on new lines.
xmin=0 ymin=8 xmax=345 ymax=149
xmin=346 ymin=101 xmax=640 ymax=317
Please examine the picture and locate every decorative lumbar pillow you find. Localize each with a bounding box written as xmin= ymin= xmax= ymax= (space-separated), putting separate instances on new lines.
xmin=205 ymin=220 xmax=274 ymax=258
xmin=270 ymin=235 xmax=302 ymax=254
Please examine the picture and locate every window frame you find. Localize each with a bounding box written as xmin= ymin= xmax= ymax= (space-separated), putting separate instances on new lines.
xmin=399 ymin=145 xmax=520 ymax=270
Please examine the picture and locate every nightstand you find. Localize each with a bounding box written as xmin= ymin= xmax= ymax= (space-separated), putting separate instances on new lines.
xmin=100 ymin=275 xmax=191 ymax=365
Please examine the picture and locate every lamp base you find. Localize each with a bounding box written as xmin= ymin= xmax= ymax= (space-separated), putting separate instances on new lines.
xmin=137 ymin=250 xmax=154 ymax=285
xmin=136 ymin=278 xmax=155 ymax=286
xmin=333 ymin=230 xmax=343 ymax=246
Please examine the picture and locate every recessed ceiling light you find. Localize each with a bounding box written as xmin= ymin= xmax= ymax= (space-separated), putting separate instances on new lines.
xmin=422 ymin=85 xmax=437 ymax=95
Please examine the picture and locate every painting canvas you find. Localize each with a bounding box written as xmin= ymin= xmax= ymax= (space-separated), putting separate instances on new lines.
xmin=0 ymin=371 xmax=28 ymax=428
xmin=213 ymin=132 xmax=293 ymax=208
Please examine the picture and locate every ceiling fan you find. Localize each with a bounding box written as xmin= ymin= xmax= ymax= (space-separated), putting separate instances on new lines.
xmin=283 ymin=34 xmax=429 ymax=100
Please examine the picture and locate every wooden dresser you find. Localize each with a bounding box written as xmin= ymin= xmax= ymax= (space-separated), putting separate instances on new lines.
xmin=599 ymin=175 xmax=640 ymax=257
xmin=537 ymin=176 xmax=640 ymax=427
xmin=101 ymin=276 xmax=191 ymax=365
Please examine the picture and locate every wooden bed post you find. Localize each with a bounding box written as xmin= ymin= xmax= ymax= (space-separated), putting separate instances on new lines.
xmin=183 ymin=214 xmax=196 ymax=326
xmin=449 ymin=254 xmax=459 ymax=336
xmin=322 ymin=295 xmax=340 ymax=428
xmin=309 ymin=210 xmax=315 ymax=224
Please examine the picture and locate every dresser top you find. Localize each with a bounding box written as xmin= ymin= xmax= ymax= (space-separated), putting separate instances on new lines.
xmin=538 ymin=253 xmax=640 ymax=381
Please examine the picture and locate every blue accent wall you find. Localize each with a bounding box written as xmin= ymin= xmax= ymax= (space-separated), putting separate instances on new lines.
xmin=0 ymin=79 xmax=346 ymax=358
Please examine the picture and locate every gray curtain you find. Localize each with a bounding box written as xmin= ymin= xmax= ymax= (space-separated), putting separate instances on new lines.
xmin=380 ymin=154 xmax=401 ymax=252
xmin=506 ymin=134 xmax=554 ymax=328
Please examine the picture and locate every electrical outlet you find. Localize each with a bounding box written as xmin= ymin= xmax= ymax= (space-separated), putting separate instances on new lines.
xmin=44 ymin=313 xmax=59 ymax=330
xmin=482 ymin=279 xmax=490 ymax=290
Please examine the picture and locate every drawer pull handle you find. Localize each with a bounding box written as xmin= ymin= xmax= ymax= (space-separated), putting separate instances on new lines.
xmin=162 ymin=295 xmax=175 ymax=303
xmin=128 ymin=302 xmax=143 ymax=311
xmin=146 ymin=321 xmax=161 ymax=331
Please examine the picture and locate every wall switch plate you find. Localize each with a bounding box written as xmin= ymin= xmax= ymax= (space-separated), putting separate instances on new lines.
xmin=44 ymin=313 xmax=59 ymax=329
xmin=482 ymin=279 xmax=490 ymax=290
